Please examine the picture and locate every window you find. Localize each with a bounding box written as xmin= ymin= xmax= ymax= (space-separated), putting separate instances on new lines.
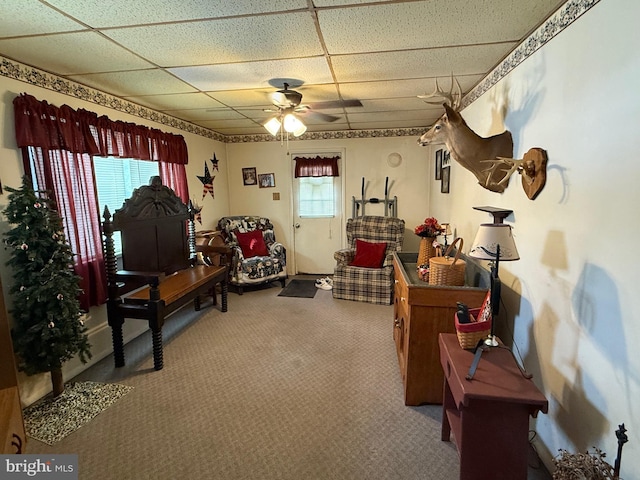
xmin=93 ymin=156 xmax=159 ymax=254
xmin=298 ymin=176 xmax=335 ymax=218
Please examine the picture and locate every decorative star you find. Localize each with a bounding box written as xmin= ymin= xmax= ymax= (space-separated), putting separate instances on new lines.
xmin=210 ymin=152 xmax=219 ymax=171
xmin=197 ymin=162 xmax=215 ymax=199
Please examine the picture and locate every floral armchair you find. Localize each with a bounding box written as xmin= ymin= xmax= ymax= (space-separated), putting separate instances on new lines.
xmin=333 ymin=216 xmax=405 ymax=305
xmin=217 ymin=216 xmax=287 ymax=294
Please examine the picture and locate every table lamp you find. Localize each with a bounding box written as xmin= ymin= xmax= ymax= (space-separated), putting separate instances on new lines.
xmin=440 ymin=223 xmax=452 ymax=250
xmin=466 ymin=223 xmax=519 ymax=379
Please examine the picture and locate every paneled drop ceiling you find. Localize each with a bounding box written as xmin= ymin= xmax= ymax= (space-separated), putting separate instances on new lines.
xmin=0 ymin=0 xmax=565 ymax=136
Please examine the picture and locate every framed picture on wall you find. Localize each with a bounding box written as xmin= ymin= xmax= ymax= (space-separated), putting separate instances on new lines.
xmin=435 ymin=149 xmax=443 ymax=180
xmin=258 ymin=173 xmax=276 ymax=188
xmin=242 ymin=167 xmax=257 ymax=186
xmin=441 ymin=166 xmax=450 ymax=194
xmin=443 ymin=150 xmax=451 ymax=167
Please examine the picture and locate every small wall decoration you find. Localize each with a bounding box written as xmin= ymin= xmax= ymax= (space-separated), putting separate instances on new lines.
xmin=210 ymin=152 xmax=219 ymax=172
xmin=197 ymin=161 xmax=215 ymax=199
xmin=258 ymin=173 xmax=276 ymax=188
xmin=441 ymin=166 xmax=450 ymax=194
xmin=443 ymin=150 xmax=451 ymax=167
xmin=435 ymin=149 xmax=443 ymax=180
xmin=242 ymin=167 xmax=257 ymax=186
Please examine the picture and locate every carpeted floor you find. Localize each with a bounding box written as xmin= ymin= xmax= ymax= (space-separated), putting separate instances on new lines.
xmin=24 ymin=276 xmax=551 ymax=479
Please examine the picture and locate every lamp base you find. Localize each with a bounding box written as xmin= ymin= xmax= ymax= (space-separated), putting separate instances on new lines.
xmin=466 ymin=338 xmax=495 ymax=380
xmin=466 ymin=338 xmax=533 ymax=381
xmin=484 ymin=335 xmax=499 ymax=348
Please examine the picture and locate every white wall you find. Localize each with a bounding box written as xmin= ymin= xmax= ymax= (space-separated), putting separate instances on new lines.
xmin=226 ymin=136 xmax=433 ymax=269
xmin=427 ymin=0 xmax=640 ymax=476
xmin=0 ymin=74 xmax=227 ymax=405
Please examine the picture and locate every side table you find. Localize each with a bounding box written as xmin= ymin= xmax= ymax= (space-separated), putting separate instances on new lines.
xmin=439 ymin=333 xmax=548 ymax=480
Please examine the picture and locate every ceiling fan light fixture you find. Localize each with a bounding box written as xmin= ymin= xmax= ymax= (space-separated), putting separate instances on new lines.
xmin=283 ymin=113 xmax=306 ymax=136
xmin=264 ymin=117 xmax=281 ymax=136
xmin=283 ymin=113 xmax=299 ymax=132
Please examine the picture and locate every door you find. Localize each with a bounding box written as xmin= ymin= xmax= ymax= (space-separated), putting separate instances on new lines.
xmin=292 ymin=153 xmax=343 ymax=274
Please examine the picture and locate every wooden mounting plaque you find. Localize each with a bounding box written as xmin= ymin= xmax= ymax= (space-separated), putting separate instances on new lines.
xmin=521 ymin=148 xmax=548 ymax=200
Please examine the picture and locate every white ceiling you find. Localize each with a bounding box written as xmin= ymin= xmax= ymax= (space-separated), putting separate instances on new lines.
xmin=0 ymin=0 xmax=565 ymax=136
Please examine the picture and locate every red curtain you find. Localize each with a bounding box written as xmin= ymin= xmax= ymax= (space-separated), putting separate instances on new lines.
xmin=13 ymin=93 xmax=190 ymax=309
xmin=14 ymin=94 xmax=188 ymax=163
xmin=27 ymin=147 xmax=107 ymax=309
xmin=294 ymin=155 xmax=340 ymax=177
xmin=159 ymin=161 xmax=189 ymax=204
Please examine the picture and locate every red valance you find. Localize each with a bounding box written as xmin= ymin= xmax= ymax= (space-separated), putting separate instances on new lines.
xmin=294 ymin=155 xmax=340 ymax=178
xmin=13 ymin=93 xmax=188 ymax=164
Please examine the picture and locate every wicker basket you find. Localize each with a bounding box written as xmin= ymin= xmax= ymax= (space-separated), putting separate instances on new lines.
xmin=417 ymin=236 xmax=438 ymax=265
xmin=428 ymin=237 xmax=466 ymax=286
xmin=455 ymin=307 xmax=491 ymax=349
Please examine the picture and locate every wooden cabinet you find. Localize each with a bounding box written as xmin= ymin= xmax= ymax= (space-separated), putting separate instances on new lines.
xmin=392 ymin=252 xmax=488 ymax=405
xmin=439 ymin=333 xmax=548 ymax=480
xmin=0 ymin=275 xmax=26 ymax=454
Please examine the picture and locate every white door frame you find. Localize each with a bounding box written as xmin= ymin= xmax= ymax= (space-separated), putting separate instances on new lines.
xmin=288 ymin=148 xmax=346 ymax=275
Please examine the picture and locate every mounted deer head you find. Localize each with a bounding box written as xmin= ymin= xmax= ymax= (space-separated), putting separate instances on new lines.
xmin=418 ymin=101 xmax=514 ymax=193
xmin=417 ymin=78 xmax=547 ymax=197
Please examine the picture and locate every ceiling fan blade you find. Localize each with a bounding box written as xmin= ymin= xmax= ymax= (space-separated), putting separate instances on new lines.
xmin=309 ymin=99 xmax=363 ymax=110
xmin=304 ymin=110 xmax=340 ymax=122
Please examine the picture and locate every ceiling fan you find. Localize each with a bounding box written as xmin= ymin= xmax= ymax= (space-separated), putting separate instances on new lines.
xmin=263 ymin=82 xmax=363 ymax=136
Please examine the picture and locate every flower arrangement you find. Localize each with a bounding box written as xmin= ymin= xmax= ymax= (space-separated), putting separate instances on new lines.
xmin=414 ymin=217 xmax=444 ymax=238
xmin=552 ymin=448 xmax=615 ymax=479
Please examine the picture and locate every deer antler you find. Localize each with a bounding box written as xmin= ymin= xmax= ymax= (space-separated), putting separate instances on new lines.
xmin=418 ymin=74 xmax=462 ymax=110
xmin=481 ymin=157 xmax=535 ymax=187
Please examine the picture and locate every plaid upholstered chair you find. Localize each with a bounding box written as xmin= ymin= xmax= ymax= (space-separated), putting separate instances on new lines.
xmin=217 ymin=216 xmax=287 ymax=294
xmin=332 ymin=216 xmax=405 ymax=305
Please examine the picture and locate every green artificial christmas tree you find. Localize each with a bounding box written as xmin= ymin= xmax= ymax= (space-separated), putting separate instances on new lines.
xmin=3 ymin=177 xmax=91 ymax=397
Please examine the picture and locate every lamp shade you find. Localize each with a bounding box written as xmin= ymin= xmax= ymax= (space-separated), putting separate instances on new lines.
xmin=469 ymin=223 xmax=520 ymax=261
xmin=264 ymin=117 xmax=281 ymax=136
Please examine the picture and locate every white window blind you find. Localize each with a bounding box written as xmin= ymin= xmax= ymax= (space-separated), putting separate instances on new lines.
xmin=93 ymin=157 xmax=159 ymax=254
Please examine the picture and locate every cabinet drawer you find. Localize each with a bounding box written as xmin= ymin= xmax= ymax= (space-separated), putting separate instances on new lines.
xmin=393 ymin=295 xmax=410 ymax=380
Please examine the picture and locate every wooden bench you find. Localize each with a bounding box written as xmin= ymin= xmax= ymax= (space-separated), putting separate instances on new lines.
xmin=102 ymin=176 xmax=230 ymax=371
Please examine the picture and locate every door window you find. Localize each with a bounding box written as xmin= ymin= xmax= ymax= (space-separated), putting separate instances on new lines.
xmin=298 ymin=176 xmax=335 ymax=218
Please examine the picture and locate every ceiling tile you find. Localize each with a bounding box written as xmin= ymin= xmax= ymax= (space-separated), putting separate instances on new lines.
xmin=338 ymin=75 xmax=485 ymax=101
xmin=68 ymin=70 xmax=198 ymax=96
xmin=46 ymin=0 xmax=308 ymax=27
xmin=0 ymin=32 xmax=154 ymax=75
xmin=166 ymin=109 xmax=246 ymax=121
xmin=102 ymin=13 xmax=323 ymax=67
xmin=0 ymin=0 xmax=85 ymax=37
xmin=350 ymin=120 xmax=434 ymax=130
xmin=347 ymin=110 xmax=434 ymax=123
xmin=169 ymin=57 xmax=334 ymax=92
xmin=123 ymin=93 xmax=226 ymax=110
xmin=358 ymin=98 xmax=440 ymax=113
xmin=332 ymin=44 xmax=516 ymax=83
xmin=318 ymin=0 xmax=561 ymax=54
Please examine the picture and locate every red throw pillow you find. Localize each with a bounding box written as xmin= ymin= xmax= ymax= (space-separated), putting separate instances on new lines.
xmin=235 ymin=229 xmax=269 ymax=258
xmin=349 ymin=239 xmax=388 ymax=268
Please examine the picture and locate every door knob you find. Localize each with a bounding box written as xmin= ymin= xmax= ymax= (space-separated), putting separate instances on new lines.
xmin=294 ymin=223 xmax=300 ymax=228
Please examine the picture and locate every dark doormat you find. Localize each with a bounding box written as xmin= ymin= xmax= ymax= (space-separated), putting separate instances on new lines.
xmin=278 ymin=279 xmax=318 ymax=298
